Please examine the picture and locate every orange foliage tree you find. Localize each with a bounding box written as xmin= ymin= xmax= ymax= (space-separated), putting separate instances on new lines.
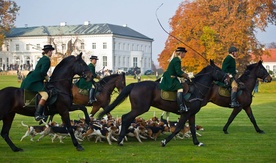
xmin=158 ymin=0 xmax=276 ymax=74
xmin=0 ymin=0 xmax=19 ymax=47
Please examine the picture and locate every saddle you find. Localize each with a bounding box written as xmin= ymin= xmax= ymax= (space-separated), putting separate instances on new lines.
xmin=215 ymin=81 xmax=245 ymax=97
xmin=23 ymin=84 xmax=59 ymax=107
xmin=160 ymin=82 xmax=191 ymax=102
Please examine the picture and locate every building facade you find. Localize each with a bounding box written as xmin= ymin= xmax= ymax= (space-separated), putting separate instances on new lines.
xmin=0 ymin=22 xmax=153 ymax=74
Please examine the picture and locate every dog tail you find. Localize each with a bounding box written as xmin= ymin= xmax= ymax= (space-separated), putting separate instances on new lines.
xmin=98 ymin=83 xmax=136 ymax=119
xmin=21 ymin=121 xmax=29 ymax=128
xmin=40 ymin=119 xmax=49 ymax=128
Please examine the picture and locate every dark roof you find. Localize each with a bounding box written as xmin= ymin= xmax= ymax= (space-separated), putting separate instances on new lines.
xmin=5 ymin=23 xmax=153 ymax=41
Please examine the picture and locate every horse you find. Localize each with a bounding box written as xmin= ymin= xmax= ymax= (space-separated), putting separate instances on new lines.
xmin=98 ymin=60 xmax=230 ymax=147
xmin=71 ymin=73 xmax=126 ymax=117
xmin=202 ymin=60 xmax=272 ymax=134
xmin=0 ymin=53 xmax=92 ymax=152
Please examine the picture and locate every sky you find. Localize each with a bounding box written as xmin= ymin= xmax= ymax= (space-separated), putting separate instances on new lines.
xmin=13 ymin=0 xmax=276 ymax=66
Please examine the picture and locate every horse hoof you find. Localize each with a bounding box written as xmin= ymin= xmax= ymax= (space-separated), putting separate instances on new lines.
xmin=161 ymin=140 xmax=166 ymax=147
xmin=76 ymin=145 xmax=84 ymax=151
xmin=197 ymin=142 xmax=204 ymax=146
xmin=13 ymin=147 xmax=23 ymax=152
xmin=118 ymin=143 xmax=123 ymax=146
xmin=223 ymin=130 xmax=229 ymax=134
xmin=257 ymin=130 xmax=265 ymax=134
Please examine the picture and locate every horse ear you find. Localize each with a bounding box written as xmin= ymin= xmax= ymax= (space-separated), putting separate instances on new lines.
xmin=210 ymin=59 xmax=215 ymax=65
xmin=76 ymin=52 xmax=83 ymax=60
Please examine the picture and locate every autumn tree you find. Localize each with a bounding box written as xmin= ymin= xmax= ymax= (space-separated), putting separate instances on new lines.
xmin=0 ymin=0 xmax=19 ymax=47
xmin=158 ymin=0 xmax=276 ymax=74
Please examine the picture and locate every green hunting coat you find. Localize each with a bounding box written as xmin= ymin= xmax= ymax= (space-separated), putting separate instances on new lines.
xmin=75 ymin=63 xmax=97 ymax=89
xmin=20 ymin=55 xmax=50 ymax=92
xmin=222 ymin=54 xmax=237 ymax=77
xmin=160 ymin=57 xmax=185 ymax=91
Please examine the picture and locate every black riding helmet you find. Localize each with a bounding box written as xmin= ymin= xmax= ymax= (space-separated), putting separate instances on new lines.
xmin=228 ymin=46 xmax=238 ymax=53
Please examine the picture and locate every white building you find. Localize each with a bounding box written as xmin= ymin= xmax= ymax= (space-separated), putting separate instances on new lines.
xmin=0 ymin=22 xmax=153 ymax=74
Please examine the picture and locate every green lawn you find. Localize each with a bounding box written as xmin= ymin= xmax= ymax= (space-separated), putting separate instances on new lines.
xmin=0 ymin=75 xmax=276 ymax=163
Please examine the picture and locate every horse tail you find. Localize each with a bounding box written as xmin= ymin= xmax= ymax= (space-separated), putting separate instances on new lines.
xmin=98 ymin=83 xmax=135 ymax=119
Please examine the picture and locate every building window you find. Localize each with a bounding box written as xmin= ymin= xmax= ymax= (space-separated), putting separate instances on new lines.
xmin=92 ymin=43 xmax=96 ymax=49
xmin=103 ymin=56 xmax=107 ymax=67
xmin=16 ymin=44 xmax=19 ymax=51
xmin=6 ymin=45 xmax=9 ymax=51
xmin=0 ymin=58 xmax=2 ymax=67
xmin=103 ymin=42 xmax=107 ymax=49
xmin=26 ymin=44 xmax=30 ymax=50
xmin=273 ymin=65 xmax=276 ymax=74
xmin=36 ymin=44 xmax=40 ymax=50
xmin=62 ymin=44 xmax=66 ymax=51
xmin=133 ymin=57 xmax=138 ymax=67
xmin=81 ymin=43 xmax=85 ymax=49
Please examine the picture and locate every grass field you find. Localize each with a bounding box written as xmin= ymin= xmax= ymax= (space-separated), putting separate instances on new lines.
xmin=0 ymin=75 xmax=276 ymax=163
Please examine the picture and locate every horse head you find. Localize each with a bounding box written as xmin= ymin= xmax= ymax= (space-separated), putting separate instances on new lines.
xmin=98 ymin=73 xmax=126 ymax=93
xmin=255 ymin=60 xmax=272 ymax=83
xmin=75 ymin=52 xmax=93 ymax=82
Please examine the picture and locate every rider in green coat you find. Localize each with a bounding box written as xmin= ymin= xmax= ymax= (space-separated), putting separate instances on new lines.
xmin=21 ymin=45 xmax=54 ymax=121
xmin=160 ymin=47 xmax=190 ymax=113
xmin=222 ymin=46 xmax=240 ymax=107
xmin=75 ymin=55 xmax=100 ymax=104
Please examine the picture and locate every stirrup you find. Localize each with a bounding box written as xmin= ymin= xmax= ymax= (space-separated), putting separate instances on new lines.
xmin=230 ymin=102 xmax=240 ymax=108
xmin=178 ymin=104 xmax=189 ymax=113
xmin=35 ymin=115 xmax=47 ymax=121
xmin=88 ymin=99 xmax=97 ymax=104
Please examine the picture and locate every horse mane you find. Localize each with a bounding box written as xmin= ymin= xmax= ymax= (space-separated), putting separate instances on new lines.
xmin=51 ymin=55 xmax=76 ymax=78
xmin=98 ymin=74 xmax=120 ymax=85
xmin=192 ymin=65 xmax=210 ymax=82
xmin=239 ymin=62 xmax=257 ymax=81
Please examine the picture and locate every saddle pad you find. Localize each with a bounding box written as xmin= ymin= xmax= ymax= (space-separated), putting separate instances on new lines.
xmin=218 ymin=87 xmax=231 ymax=97
xmin=24 ymin=90 xmax=37 ymax=106
xmin=78 ymin=89 xmax=89 ymax=96
xmin=161 ymin=90 xmax=176 ymax=101
xmin=218 ymin=87 xmax=242 ymax=97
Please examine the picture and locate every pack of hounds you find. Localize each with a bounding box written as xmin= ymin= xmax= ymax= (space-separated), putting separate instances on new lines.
xmin=20 ymin=112 xmax=204 ymax=145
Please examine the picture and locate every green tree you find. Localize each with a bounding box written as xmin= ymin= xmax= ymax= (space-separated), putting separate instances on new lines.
xmin=0 ymin=0 xmax=20 ymax=47
xmin=158 ymin=0 xmax=276 ymax=74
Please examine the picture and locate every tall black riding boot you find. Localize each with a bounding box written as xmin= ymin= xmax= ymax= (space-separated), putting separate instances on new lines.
xmin=88 ymin=88 xmax=96 ymax=104
xmin=177 ymin=92 xmax=189 ymax=113
xmin=34 ymin=99 xmax=47 ymax=121
xmin=230 ymin=92 xmax=240 ymax=108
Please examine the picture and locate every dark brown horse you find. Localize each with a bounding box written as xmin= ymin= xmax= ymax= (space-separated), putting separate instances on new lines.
xmin=0 ymin=53 xmax=92 ymax=152
xmin=98 ymin=60 xmax=230 ymax=147
xmin=71 ymin=73 xmax=126 ymax=116
xmin=202 ymin=60 xmax=272 ymax=134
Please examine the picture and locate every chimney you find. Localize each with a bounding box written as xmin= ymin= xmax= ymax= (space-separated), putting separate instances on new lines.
xmin=60 ymin=22 xmax=67 ymax=26
xmin=84 ymin=21 xmax=90 ymax=25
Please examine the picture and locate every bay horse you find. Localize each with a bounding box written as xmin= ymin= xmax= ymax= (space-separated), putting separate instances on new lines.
xmin=202 ymin=60 xmax=272 ymax=134
xmin=98 ymin=60 xmax=230 ymax=147
xmin=48 ymin=73 xmax=126 ymax=122
xmin=71 ymin=73 xmax=126 ymax=116
xmin=0 ymin=53 xmax=92 ymax=152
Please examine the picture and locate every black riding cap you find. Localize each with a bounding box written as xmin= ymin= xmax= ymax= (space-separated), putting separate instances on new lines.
xmin=90 ymin=55 xmax=99 ymax=60
xmin=176 ymin=47 xmax=187 ymax=53
xmin=228 ymin=46 xmax=238 ymax=53
xmin=42 ymin=45 xmax=55 ymax=51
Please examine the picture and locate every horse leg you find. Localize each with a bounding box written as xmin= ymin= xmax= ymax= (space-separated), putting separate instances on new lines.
xmin=61 ymin=112 xmax=84 ymax=151
xmin=118 ymin=111 xmax=140 ymax=146
xmin=244 ymin=106 xmax=264 ymax=133
xmin=72 ymin=105 xmax=90 ymax=125
xmin=223 ymin=107 xmax=242 ymax=134
xmin=188 ymin=115 xmax=203 ymax=146
xmin=1 ymin=113 xmax=23 ymax=152
xmin=161 ymin=114 xmax=187 ymax=147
